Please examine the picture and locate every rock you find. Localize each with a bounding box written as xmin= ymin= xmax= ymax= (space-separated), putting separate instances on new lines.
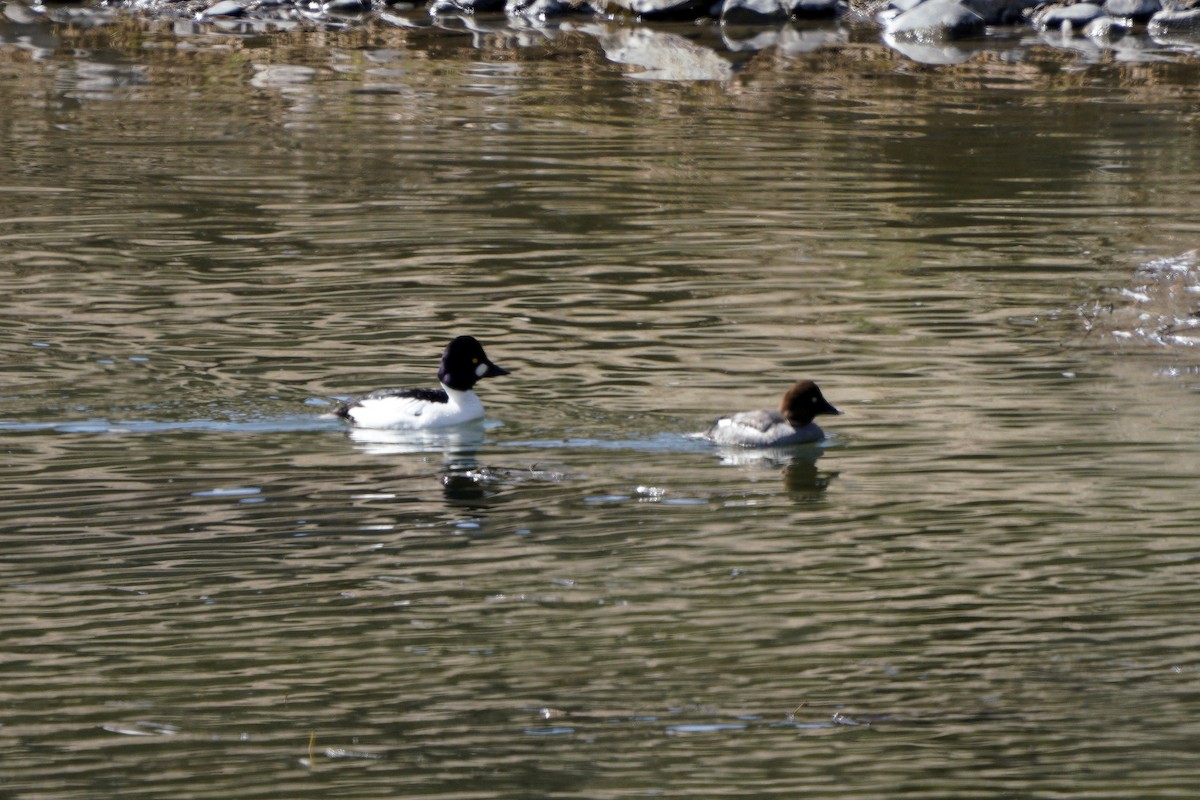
xmin=1147 ymin=5 xmax=1200 ymax=34
xmin=1103 ymin=0 xmax=1159 ymax=20
xmin=4 ymin=3 xmax=43 ymax=23
xmin=884 ymin=0 xmax=986 ymax=38
xmin=199 ymin=0 xmax=246 ymax=16
xmin=720 ymin=0 xmax=786 ymax=23
xmin=784 ymin=0 xmax=843 ymax=15
xmin=1084 ymin=13 xmax=1130 ymax=35
xmin=506 ymin=0 xmax=597 ymax=17
xmin=602 ymin=0 xmax=716 ymax=19
xmin=324 ymin=0 xmax=372 ymax=11
xmin=1033 ymin=2 xmax=1105 ymax=30
xmin=876 ymin=0 xmax=922 ymax=24
xmin=429 ymin=0 xmax=505 ymax=12
xmin=962 ymin=0 xmax=1037 ymax=23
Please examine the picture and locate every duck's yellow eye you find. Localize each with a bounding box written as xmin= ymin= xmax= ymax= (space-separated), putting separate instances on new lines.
xmin=472 ymin=358 xmax=479 ymax=364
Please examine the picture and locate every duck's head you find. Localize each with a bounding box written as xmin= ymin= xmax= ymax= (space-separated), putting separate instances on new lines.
xmin=780 ymin=380 xmax=840 ymax=427
xmin=439 ymin=336 xmax=510 ymax=392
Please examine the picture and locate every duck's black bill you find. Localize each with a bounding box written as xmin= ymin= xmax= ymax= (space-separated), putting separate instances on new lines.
xmin=484 ymin=363 xmax=511 ymax=378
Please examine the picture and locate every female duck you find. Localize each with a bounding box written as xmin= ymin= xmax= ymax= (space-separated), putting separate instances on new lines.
xmin=335 ymin=336 xmax=510 ymax=429
xmin=702 ymin=380 xmax=840 ymax=447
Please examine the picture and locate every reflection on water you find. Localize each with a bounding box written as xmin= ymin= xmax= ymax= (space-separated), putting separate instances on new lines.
xmin=581 ymin=23 xmax=736 ymax=80
xmin=4 ymin=13 xmax=1200 ymax=800
xmin=711 ymin=442 xmax=838 ymax=496
xmin=346 ymin=420 xmax=493 ymax=455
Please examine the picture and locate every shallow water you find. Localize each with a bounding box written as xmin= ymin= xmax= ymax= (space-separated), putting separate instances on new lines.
xmin=3 ymin=11 xmax=1200 ymax=800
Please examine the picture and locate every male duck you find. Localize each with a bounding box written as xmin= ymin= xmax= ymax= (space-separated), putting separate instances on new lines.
xmin=335 ymin=336 xmax=510 ymax=429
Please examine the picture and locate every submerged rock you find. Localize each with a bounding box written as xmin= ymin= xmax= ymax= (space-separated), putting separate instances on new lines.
xmin=1082 ymin=251 xmax=1200 ymax=349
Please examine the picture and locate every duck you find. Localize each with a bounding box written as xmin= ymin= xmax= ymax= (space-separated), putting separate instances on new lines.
xmin=701 ymin=380 xmax=840 ymax=447
xmin=334 ymin=336 xmax=510 ymax=429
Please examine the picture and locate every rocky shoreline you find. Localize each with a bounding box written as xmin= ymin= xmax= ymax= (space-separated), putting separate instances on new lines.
xmin=6 ymin=0 xmax=1200 ymax=66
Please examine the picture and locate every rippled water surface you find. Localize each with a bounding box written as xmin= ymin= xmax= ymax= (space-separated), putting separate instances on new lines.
xmin=4 ymin=11 xmax=1200 ymax=799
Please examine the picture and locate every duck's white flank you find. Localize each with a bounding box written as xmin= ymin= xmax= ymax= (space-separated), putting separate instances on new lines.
xmin=334 ymin=335 xmax=509 ymax=430
xmin=343 ymin=387 xmax=483 ymax=430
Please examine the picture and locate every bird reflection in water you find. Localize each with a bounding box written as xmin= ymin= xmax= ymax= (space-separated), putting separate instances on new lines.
xmin=712 ymin=443 xmax=838 ymax=498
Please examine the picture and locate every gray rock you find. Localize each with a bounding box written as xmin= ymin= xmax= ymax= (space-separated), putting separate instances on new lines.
xmin=1034 ymin=2 xmax=1105 ymax=30
xmin=4 ymin=3 xmax=43 ymax=23
xmin=506 ymin=0 xmax=597 ymax=16
xmin=885 ymin=0 xmax=986 ymax=38
xmin=1084 ymin=13 xmax=1130 ymax=35
xmin=429 ymin=0 xmax=505 ymax=12
xmin=1148 ymin=5 xmax=1200 ymax=33
xmin=784 ymin=0 xmax=843 ymax=15
xmin=1103 ymin=0 xmax=1159 ymax=20
xmin=876 ymin=0 xmax=921 ymax=24
xmin=961 ymin=0 xmax=1038 ymax=23
xmin=603 ymin=0 xmax=715 ymax=19
xmin=721 ymin=0 xmax=786 ymax=23
xmin=199 ymin=0 xmax=246 ymax=16
xmin=324 ymin=0 xmax=372 ymax=11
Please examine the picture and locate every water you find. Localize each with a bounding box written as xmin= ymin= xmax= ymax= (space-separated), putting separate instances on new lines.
xmin=4 ymin=11 xmax=1200 ymax=799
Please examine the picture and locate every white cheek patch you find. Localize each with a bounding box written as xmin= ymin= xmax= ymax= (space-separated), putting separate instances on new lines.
xmin=475 ymin=363 xmax=488 ymax=377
